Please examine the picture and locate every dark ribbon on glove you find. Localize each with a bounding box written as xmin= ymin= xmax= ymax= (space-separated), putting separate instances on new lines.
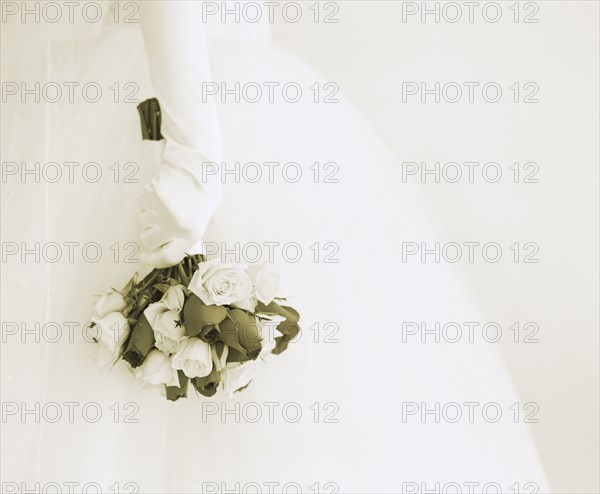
xmin=137 ymin=98 xmax=164 ymax=141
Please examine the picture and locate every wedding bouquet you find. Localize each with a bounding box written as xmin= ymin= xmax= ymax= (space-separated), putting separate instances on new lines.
xmin=90 ymin=254 xmax=300 ymax=401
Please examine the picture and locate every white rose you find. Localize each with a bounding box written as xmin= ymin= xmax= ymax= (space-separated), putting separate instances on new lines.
xmin=247 ymin=263 xmax=279 ymax=305
xmin=188 ymin=259 xmax=252 ymax=306
xmin=171 ymin=337 xmax=213 ymax=378
xmin=91 ymin=312 xmax=130 ymax=369
xmin=94 ymin=292 xmax=126 ymax=319
xmin=134 ymin=349 xmax=180 ymax=387
xmin=233 ymin=295 xmax=258 ymax=312
xmin=144 ymin=302 xmax=185 ymax=354
xmin=162 ymin=285 xmax=185 ymax=312
xmin=144 ymin=301 xmax=166 ymax=326
xmin=222 ymin=360 xmax=257 ymax=396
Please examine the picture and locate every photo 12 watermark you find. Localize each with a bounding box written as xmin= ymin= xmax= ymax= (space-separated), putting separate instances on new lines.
xmin=201 ymin=81 xmax=339 ymax=104
xmin=400 ymin=481 xmax=541 ymax=494
xmin=1 ymin=481 xmax=140 ymax=494
xmin=401 ymin=321 xmax=540 ymax=344
xmin=401 ymin=82 xmax=539 ymax=104
xmin=2 ymin=161 xmax=140 ymax=184
xmin=400 ymin=161 xmax=539 ymax=184
xmin=2 ymin=81 xmax=140 ymax=104
xmin=1 ymin=401 xmax=140 ymax=424
xmin=401 ymin=242 xmax=540 ymax=264
xmin=401 ymin=401 xmax=540 ymax=424
xmin=196 ymin=401 xmax=340 ymax=424
xmin=1 ymin=1 xmax=140 ymax=24
xmin=400 ymin=1 xmax=540 ymax=24
xmin=199 ymin=482 xmax=340 ymax=494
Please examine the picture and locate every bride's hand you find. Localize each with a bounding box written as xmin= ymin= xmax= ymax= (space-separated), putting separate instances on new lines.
xmin=138 ymin=161 xmax=222 ymax=268
xmin=137 ymin=2 xmax=222 ymax=268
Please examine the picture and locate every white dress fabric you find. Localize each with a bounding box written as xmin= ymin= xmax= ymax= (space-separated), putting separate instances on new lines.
xmin=0 ymin=3 xmax=548 ymax=493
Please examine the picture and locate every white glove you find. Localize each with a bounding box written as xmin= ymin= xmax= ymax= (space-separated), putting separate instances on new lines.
xmin=138 ymin=2 xmax=222 ymax=268
xmin=138 ymin=160 xmax=221 ymax=268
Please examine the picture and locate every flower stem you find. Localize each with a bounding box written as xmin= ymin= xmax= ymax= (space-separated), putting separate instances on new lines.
xmin=178 ymin=262 xmax=189 ymax=285
xmin=135 ymin=269 xmax=160 ymax=294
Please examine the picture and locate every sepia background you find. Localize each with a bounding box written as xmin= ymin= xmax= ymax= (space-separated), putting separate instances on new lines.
xmin=274 ymin=1 xmax=599 ymax=493
xmin=0 ymin=0 xmax=597 ymax=492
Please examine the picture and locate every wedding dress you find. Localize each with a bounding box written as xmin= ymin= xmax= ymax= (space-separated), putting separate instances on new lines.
xmin=1 ymin=2 xmax=549 ymax=493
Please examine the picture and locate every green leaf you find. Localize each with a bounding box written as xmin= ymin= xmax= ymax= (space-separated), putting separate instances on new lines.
xmin=276 ymin=320 xmax=300 ymax=339
xmin=166 ymin=370 xmax=189 ymax=401
xmin=182 ymin=294 xmax=228 ymax=337
xmin=255 ymin=301 xmax=300 ymax=322
xmin=214 ymin=341 xmax=227 ymax=360
xmin=280 ymin=305 xmax=300 ymax=321
xmin=152 ymin=283 xmax=171 ymax=294
xmin=226 ymin=347 xmax=250 ymax=363
xmin=272 ymin=335 xmax=292 ymax=355
xmin=271 ymin=320 xmax=300 ymax=355
xmin=235 ymin=381 xmax=252 ymax=393
xmin=122 ymin=277 xmax=135 ymax=295
xmin=221 ymin=309 xmax=262 ymax=361
xmin=220 ymin=312 xmax=249 ymax=358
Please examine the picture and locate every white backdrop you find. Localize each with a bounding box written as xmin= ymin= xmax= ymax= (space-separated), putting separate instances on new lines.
xmin=273 ymin=1 xmax=599 ymax=492
xmin=0 ymin=1 xmax=597 ymax=492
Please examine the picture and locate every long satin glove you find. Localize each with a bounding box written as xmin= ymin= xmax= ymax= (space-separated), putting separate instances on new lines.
xmin=138 ymin=1 xmax=222 ymax=268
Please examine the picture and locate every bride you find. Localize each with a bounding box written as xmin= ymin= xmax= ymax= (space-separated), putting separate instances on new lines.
xmin=1 ymin=1 xmax=548 ymax=493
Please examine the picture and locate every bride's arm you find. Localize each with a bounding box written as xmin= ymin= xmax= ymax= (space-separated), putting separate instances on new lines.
xmin=139 ymin=1 xmax=221 ymax=165
xmin=137 ymin=1 xmax=223 ymax=268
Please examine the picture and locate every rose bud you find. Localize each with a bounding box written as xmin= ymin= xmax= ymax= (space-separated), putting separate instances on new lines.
xmin=146 ymin=304 xmax=185 ymax=355
xmin=162 ymin=285 xmax=185 ymax=312
xmin=192 ymin=366 xmax=221 ymax=397
xmin=94 ymin=292 xmax=127 ymax=319
xmin=220 ymin=309 xmax=262 ymax=361
xmin=91 ymin=311 xmax=130 ymax=369
xmin=134 ymin=349 xmax=180 ymax=387
xmin=246 ymin=263 xmax=279 ymax=305
xmin=171 ymin=337 xmax=213 ymax=379
xmin=122 ymin=314 xmax=156 ymax=368
xmin=222 ymin=361 xmax=257 ymax=396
